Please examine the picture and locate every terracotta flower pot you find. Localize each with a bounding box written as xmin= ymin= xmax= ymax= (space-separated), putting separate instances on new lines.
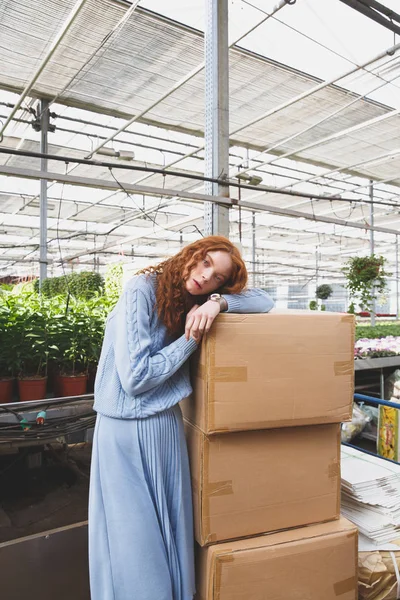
xmin=0 ymin=377 xmax=14 ymax=403
xmin=18 ymin=376 xmax=47 ymax=402
xmin=59 ymin=374 xmax=88 ymax=397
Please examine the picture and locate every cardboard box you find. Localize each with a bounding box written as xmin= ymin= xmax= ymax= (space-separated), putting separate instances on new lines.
xmin=181 ymin=311 xmax=354 ymax=434
xmin=185 ymin=420 xmax=341 ymax=545
xmin=195 ymin=517 xmax=358 ymax=600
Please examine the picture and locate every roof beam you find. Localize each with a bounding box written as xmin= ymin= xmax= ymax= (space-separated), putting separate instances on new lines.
xmin=231 ymin=53 xmax=400 ymax=179
xmin=86 ymin=0 xmax=290 ymax=158
xmin=338 ymin=0 xmax=400 ymax=35
xmin=1 ymin=164 xmax=398 ymax=240
xmin=0 ymin=0 xmax=88 ymax=139
xmin=126 ymin=38 xmax=400 ymax=190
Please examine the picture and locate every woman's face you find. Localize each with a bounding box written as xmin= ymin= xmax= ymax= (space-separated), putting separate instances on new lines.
xmin=185 ymin=250 xmax=233 ymax=296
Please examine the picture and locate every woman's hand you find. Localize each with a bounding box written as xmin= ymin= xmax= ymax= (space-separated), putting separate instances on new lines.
xmin=185 ymin=301 xmax=220 ymax=342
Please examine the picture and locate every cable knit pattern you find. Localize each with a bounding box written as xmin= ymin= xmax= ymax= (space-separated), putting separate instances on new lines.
xmin=224 ymin=287 xmax=274 ymax=313
xmin=94 ymin=273 xmax=274 ymax=419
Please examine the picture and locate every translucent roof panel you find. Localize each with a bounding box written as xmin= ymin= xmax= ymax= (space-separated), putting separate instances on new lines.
xmin=1 ymin=0 xmax=400 ymax=288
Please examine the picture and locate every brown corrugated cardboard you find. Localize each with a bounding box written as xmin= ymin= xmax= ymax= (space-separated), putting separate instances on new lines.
xmin=359 ymin=550 xmax=400 ymax=600
xmin=181 ymin=310 xmax=354 ymax=434
xmin=185 ymin=420 xmax=341 ymax=546
xmin=195 ymin=517 xmax=358 ymax=600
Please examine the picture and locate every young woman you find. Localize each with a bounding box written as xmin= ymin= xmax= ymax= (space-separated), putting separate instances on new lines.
xmin=89 ymin=235 xmax=274 ymax=600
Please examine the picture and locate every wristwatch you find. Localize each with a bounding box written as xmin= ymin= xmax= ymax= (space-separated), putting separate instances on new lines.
xmin=208 ymin=293 xmax=226 ymax=310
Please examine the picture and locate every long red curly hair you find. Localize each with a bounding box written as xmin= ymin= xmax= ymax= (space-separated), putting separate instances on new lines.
xmin=138 ymin=236 xmax=248 ymax=335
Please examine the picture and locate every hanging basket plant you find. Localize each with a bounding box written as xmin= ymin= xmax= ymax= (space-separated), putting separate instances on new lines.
xmin=342 ymin=255 xmax=390 ymax=310
xmin=316 ymin=284 xmax=333 ymax=300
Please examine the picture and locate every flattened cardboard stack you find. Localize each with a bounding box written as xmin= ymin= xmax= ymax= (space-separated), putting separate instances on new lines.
xmin=341 ymin=445 xmax=400 ymax=544
xmin=181 ymin=310 xmax=358 ymax=600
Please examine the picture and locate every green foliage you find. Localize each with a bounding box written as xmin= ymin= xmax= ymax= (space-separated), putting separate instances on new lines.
xmin=316 ymin=284 xmax=333 ymax=300
xmin=309 ymin=300 xmax=318 ymax=310
xmin=348 ymin=302 xmax=356 ymax=314
xmin=35 ymin=271 xmax=105 ymax=299
xmin=320 ymin=304 xmax=326 ymax=311
xmin=356 ymin=323 xmax=400 ymax=341
xmin=343 ymin=255 xmax=390 ymax=310
xmin=0 ymin=291 xmax=54 ymax=377
xmin=0 ymin=295 xmax=20 ymax=377
xmin=0 ymin=286 xmax=112 ymax=380
xmin=105 ymin=263 xmax=123 ymax=306
xmin=46 ymin=295 xmax=107 ymax=375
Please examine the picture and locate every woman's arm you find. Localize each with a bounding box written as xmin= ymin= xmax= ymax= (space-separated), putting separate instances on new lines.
xmin=113 ymin=285 xmax=197 ymax=396
xmin=184 ymin=289 xmax=274 ymax=340
xmin=222 ymin=288 xmax=274 ymax=313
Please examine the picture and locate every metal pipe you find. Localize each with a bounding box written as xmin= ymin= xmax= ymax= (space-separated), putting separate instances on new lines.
xmin=204 ymin=0 xmax=230 ymax=236
xmin=0 ymin=0 xmax=88 ymax=139
xmin=354 ymin=393 xmax=400 ymax=408
xmin=43 ymin=0 xmax=140 ymax=115
xmin=370 ymin=180 xmax=376 ymax=326
xmin=39 ymin=99 xmax=49 ymax=288
xmin=2 ymin=163 xmax=400 ymax=236
xmin=0 ymin=147 xmax=356 ymax=202
xmin=338 ymin=0 xmax=400 ymax=35
xmin=275 ymin=143 xmax=400 ymax=194
xmin=246 ymin=104 xmax=400 ymax=181
xmin=252 ymin=212 xmax=256 ymax=286
xmin=396 ymin=235 xmax=399 ymax=319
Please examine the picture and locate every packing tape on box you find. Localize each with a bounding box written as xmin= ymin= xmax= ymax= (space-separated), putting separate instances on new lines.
xmin=214 ymin=554 xmax=235 ymax=597
xmin=328 ymin=461 xmax=340 ymax=478
xmin=333 ymin=576 xmax=357 ymax=596
xmin=201 ymin=481 xmax=233 ymax=544
xmin=217 ymin=553 xmax=234 ymax=563
xmin=207 ymin=480 xmax=233 ymax=497
xmin=196 ymin=362 xmax=248 ymax=383
xmin=334 ymin=361 xmax=353 ymax=376
xmin=340 ymin=315 xmax=355 ymax=324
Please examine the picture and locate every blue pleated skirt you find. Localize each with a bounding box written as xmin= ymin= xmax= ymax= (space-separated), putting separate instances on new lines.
xmin=88 ymin=404 xmax=195 ymax=600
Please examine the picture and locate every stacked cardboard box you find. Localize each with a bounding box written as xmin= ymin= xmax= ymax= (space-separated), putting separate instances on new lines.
xmin=181 ymin=310 xmax=358 ymax=600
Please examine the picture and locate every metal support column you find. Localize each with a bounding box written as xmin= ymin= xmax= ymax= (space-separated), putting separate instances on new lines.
xmin=252 ymin=212 xmax=256 ymax=286
xmin=396 ymin=235 xmax=399 ymax=320
xmin=315 ymin=247 xmax=320 ymax=308
xmin=39 ymin=99 xmax=49 ymax=288
xmin=369 ymin=180 xmax=376 ymax=326
xmin=204 ymin=0 xmax=230 ymax=237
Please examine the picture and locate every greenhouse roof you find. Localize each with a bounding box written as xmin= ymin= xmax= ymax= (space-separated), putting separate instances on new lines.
xmin=0 ymin=0 xmax=400 ymax=288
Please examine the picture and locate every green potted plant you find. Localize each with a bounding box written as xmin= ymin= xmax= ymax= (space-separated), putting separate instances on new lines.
xmin=0 ymin=296 xmax=19 ymax=402
xmin=342 ymin=255 xmax=390 ymax=311
xmin=316 ymin=284 xmax=333 ymax=301
xmin=15 ymin=303 xmax=50 ymax=401
xmin=51 ymin=308 xmax=91 ymax=397
xmin=309 ymin=300 xmax=318 ymax=311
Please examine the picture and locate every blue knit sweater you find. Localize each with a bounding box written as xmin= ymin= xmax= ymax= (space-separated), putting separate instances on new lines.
xmin=94 ymin=274 xmax=274 ymax=419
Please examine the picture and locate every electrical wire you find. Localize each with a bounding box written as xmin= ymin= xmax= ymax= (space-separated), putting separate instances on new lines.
xmin=1 ymin=108 xmax=397 ymax=206
xmin=108 ymin=168 xmax=204 ymax=241
xmin=242 ymin=0 xmax=400 ymax=94
xmin=0 ymin=146 xmax=389 ymax=206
